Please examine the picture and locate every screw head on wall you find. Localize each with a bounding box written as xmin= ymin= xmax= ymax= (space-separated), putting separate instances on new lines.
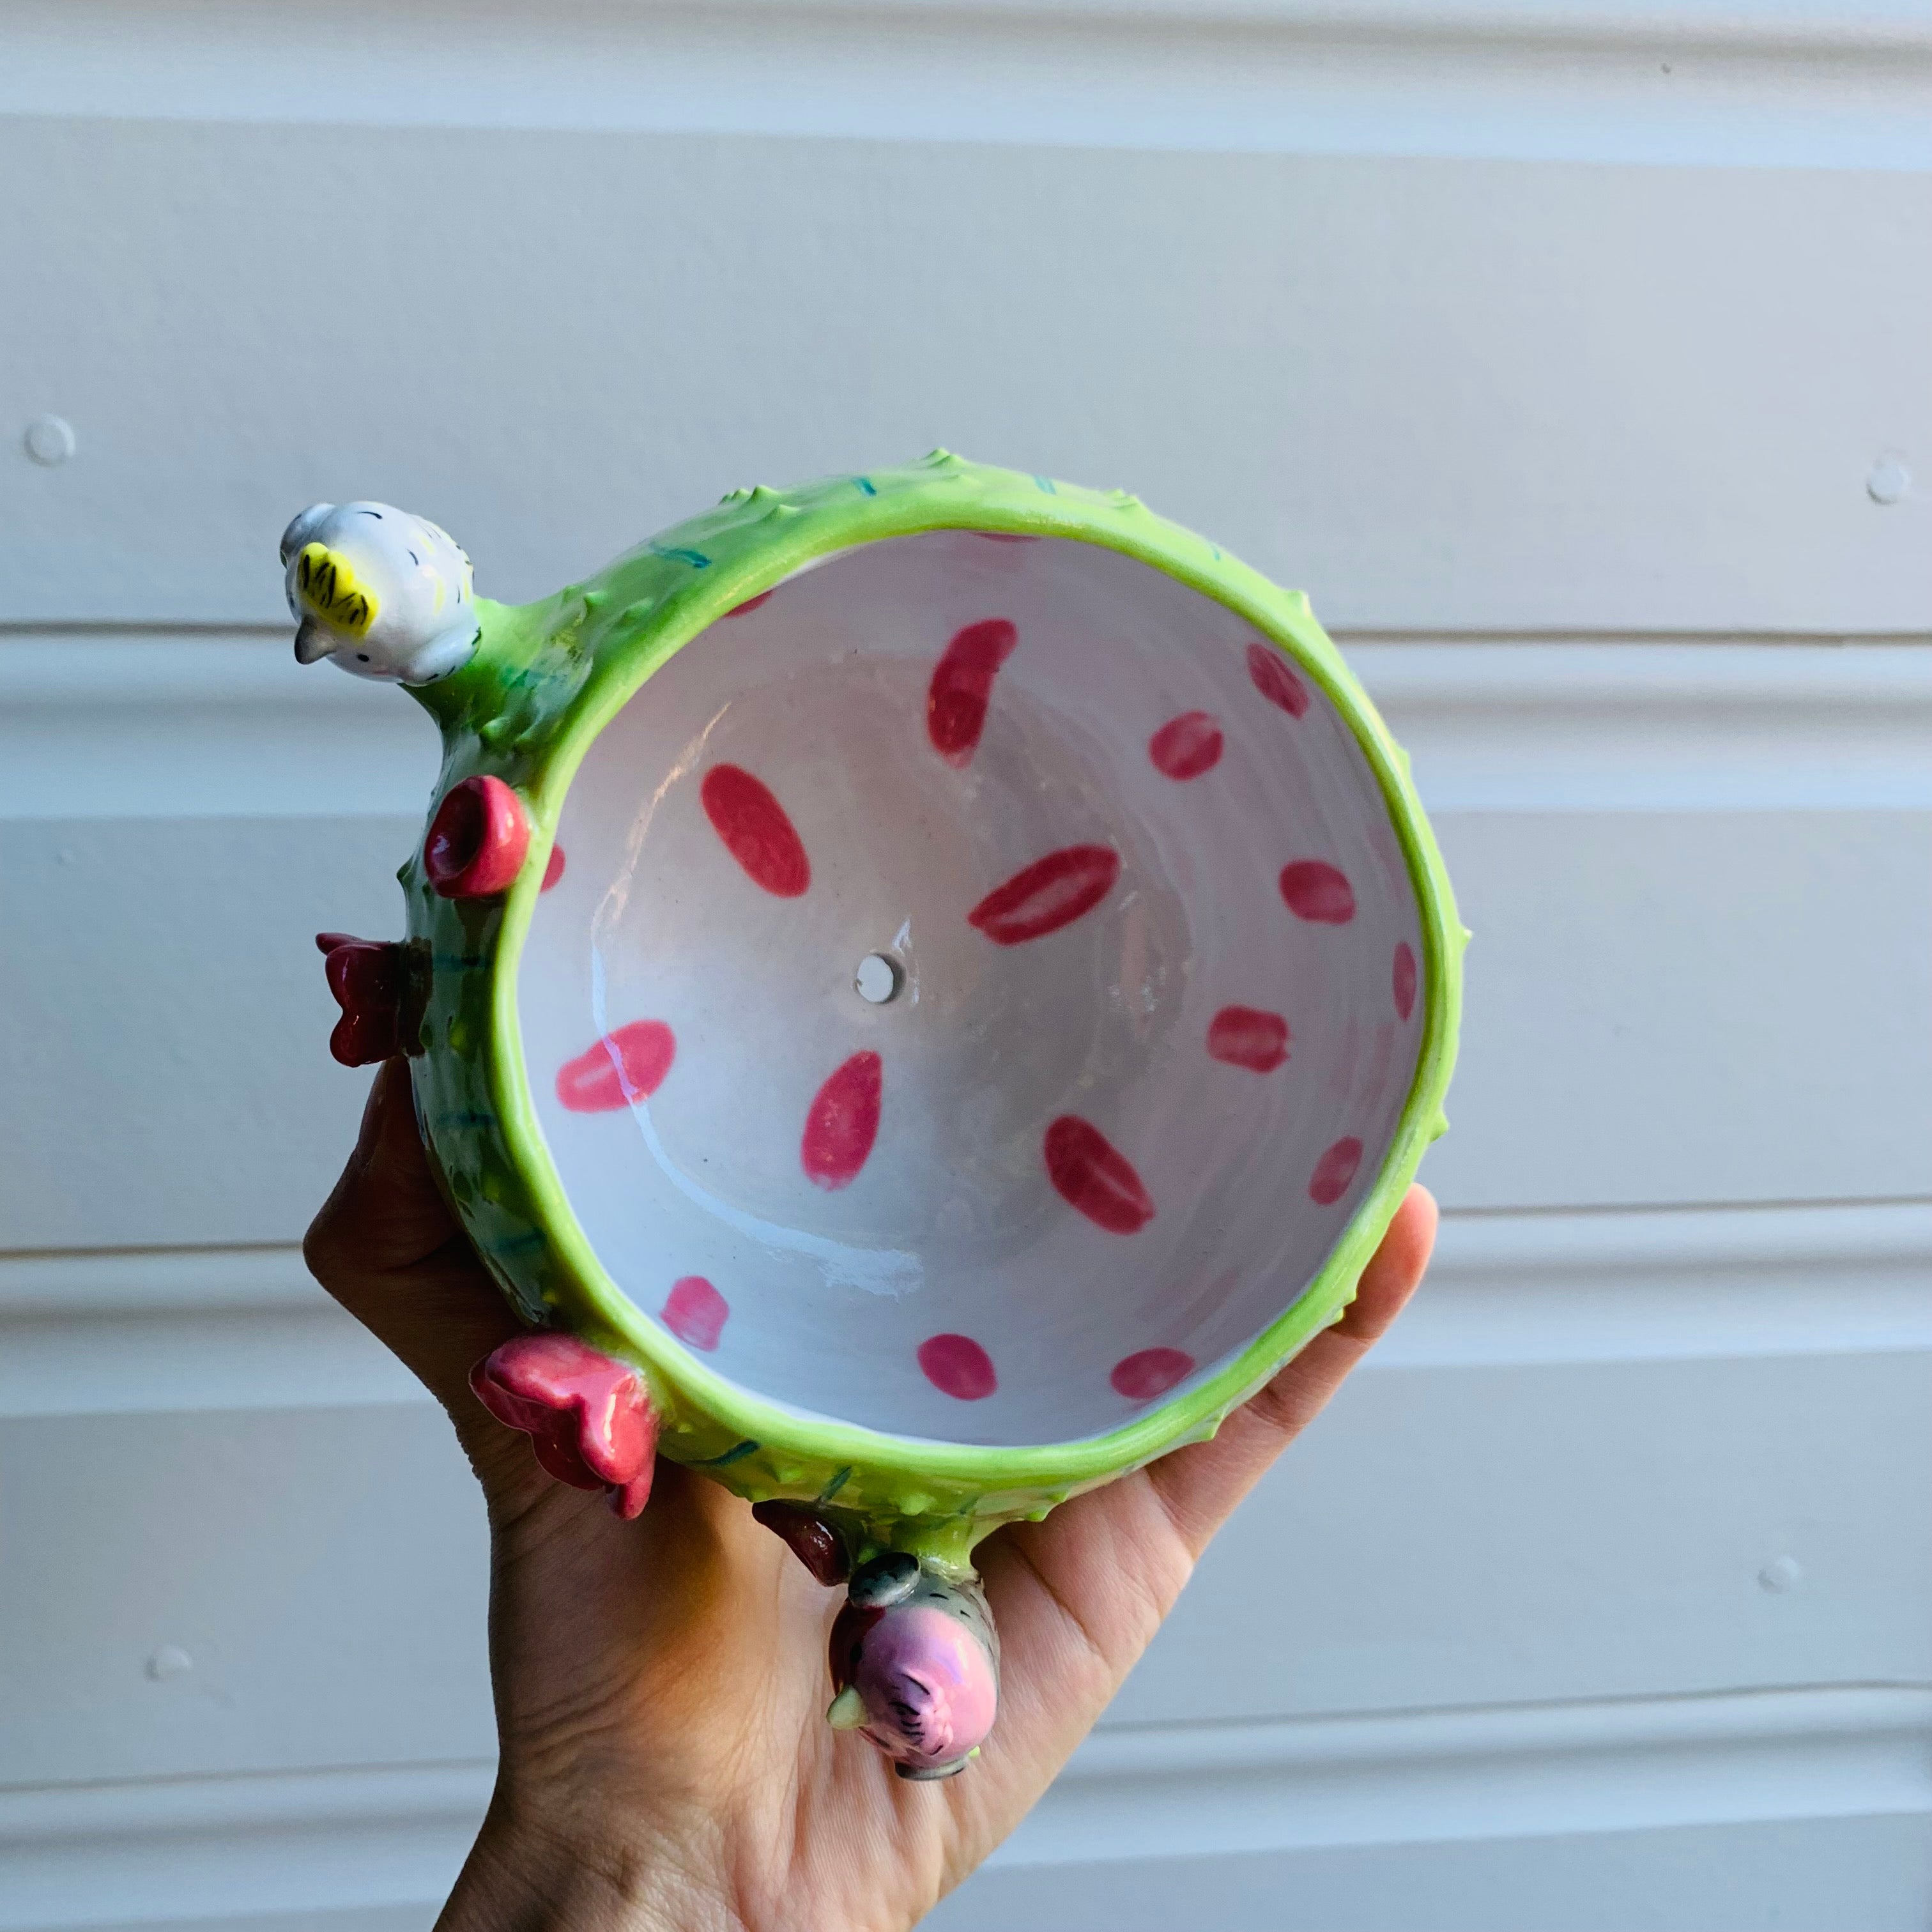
xmin=1867 ymin=457 xmax=1911 ymax=505
xmin=23 ymin=415 xmax=75 ymax=466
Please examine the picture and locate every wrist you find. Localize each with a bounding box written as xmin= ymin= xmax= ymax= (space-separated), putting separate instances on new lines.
xmin=436 ymin=1791 xmax=744 ymax=1932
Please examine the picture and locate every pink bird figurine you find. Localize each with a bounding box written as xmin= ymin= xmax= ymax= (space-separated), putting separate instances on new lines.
xmin=825 ymin=1552 xmax=1002 ymax=1780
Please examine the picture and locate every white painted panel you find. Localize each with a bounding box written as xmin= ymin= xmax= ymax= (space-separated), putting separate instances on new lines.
xmin=0 ymin=1407 xmax=494 ymax=1787
xmin=1 ymin=1226 xmax=1923 ymax=1787
xmin=0 ymin=1759 xmax=489 ymax=1932
xmin=2 ymin=121 xmax=1926 ymax=634
xmin=939 ymin=1813 xmax=1932 ymax=1932
xmin=1109 ymin=1347 xmax=1932 ymax=1724
xmin=0 ymin=637 xmax=438 ymax=822
xmin=0 ymin=816 xmax=406 ymax=1248
xmin=6 ymin=1692 xmax=1929 ymax=1931
xmin=1425 ymin=806 xmax=1932 ymax=1209
xmin=3 ymin=24 xmax=1928 ymax=1928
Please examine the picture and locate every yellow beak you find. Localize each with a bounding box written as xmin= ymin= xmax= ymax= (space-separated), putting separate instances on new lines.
xmin=295 ymin=543 xmax=378 ymax=638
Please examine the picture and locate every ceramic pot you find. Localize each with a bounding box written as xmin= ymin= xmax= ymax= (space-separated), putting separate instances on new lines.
xmin=294 ymin=452 xmax=1464 ymax=1777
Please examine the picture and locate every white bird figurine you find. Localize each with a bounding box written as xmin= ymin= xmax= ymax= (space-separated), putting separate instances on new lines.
xmin=280 ymin=500 xmax=480 ymax=684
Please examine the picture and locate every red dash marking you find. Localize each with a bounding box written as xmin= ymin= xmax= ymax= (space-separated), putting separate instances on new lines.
xmin=927 ymin=617 xmax=1019 ymax=767
xmin=542 ymin=843 xmax=566 ymax=891
xmin=723 ymin=590 xmax=774 ymax=618
xmin=969 ymin=845 xmax=1119 ymax=946
xmin=1149 ymin=710 xmax=1223 ymax=781
xmin=1280 ymin=860 xmax=1356 ymax=924
xmin=556 ymin=1021 xmax=677 ymax=1112
xmin=1208 ymin=1006 xmax=1291 ymax=1073
xmin=1110 ymin=1347 xmax=1195 ymax=1402
xmin=701 ymin=764 xmax=811 ymax=897
xmin=801 ymin=1050 xmax=883 ymax=1190
xmin=1246 ymin=641 xmax=1310 ymax=717
xmin=919 ymin=1333 xmax=997 ymax=1400
xmin=1309 ymin=1135 xmax=1364 ymax=1206
xmin=662 ymin=1276 xmax=728 ymax=1352
xmin=1044 ymin=1116 xmax=1155 ymax=1234
xmin=1393 ymin=940 xmax=1418 ymax=1020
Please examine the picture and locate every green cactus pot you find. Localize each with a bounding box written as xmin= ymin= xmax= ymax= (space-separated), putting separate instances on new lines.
xmin=298 ymin=452 xmax=1462 ymax=1777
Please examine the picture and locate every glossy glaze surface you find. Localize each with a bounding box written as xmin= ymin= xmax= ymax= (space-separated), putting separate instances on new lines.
xmin=518 ymin=531 xmax=1424 ymax=1445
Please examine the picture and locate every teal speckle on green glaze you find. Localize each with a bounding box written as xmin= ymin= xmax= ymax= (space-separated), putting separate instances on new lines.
xmin=398 ymin=453 xmax=1464 ymax=1563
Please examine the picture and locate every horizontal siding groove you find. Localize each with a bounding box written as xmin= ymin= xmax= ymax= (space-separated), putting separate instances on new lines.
xmin=4 ymin=0 xmax=1926 ymax=175
xmin=1381 ymin=1200 xmax=1932 ymax=1368
xmin=5 ymin=637 xmax=1930 ymax=818
xmin=1 ymin=1202 xmax=1924 ymax=1417
xmin=1005 ymin=1684 xmax=1932 ymax=1866
xmin=7 ymin=623 xmax=1932 ymax=646
xmin=9 ymin=0 xmax=1930 ymax=63
xmin=1432 ymin=1199 xmax=1932 ymax=1277
xmin=0 ymin=1759 xmax=491 ymax=1931
xmin=13 ymin=631 xmax=1932 ymax=673
xmin=8 ymin=1198 xmax=1927 ymax=1313
xmin=0 ymin=1759 xmax=496 ymax=1847
xmin=0 ymin=1246 xmax=323 ymax=1318
xmin=477 ymin=0 xmax=1932 ymax=58
xmin=1337 ymin=629 xmax=1932 ymax=647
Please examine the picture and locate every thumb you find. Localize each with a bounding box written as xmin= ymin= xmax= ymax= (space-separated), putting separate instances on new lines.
xmin=303 ymin=1060 xmax=525 ymax=1414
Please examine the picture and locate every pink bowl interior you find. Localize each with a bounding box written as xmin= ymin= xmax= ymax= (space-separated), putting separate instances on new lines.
xmin=518 ymin=532 xmax=1425 ymax=1447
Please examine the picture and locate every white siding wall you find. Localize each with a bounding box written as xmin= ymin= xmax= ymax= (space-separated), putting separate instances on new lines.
xmin=1 ymin=4 xmax=1928 ymax=1924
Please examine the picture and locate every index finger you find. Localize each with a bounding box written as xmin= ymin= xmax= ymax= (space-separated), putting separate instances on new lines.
xmin=1142 ymin=1183 xmax=1438 ymax=1558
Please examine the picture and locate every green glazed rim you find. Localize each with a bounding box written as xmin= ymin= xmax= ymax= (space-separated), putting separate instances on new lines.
xmin=401 ymin=452 xmax=1464 ymax=1559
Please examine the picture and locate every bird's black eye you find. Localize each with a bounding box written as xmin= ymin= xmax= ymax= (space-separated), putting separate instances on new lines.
xmin=356 ymin=652 xmax=370 ymax=661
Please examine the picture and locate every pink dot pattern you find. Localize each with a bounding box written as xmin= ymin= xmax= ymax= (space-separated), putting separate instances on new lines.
xmin=1393 ymin=940 xmax=1418 ymax=1021
xmin=1207 ymin=1006 xmax=1291 ymax=1074
xmin=548 ymin=601 xmax=1421 ymax=1414
xmin=663 ymin=1276 xmax=730 ymax=1351
xmin=1309 ymin=1135 xmax=1365 ymax=1206
xmin=1045 ymin=1115 xmax=1156 ymax=1234
xmin=556 ymin=1021 xmax=676 ymax=1113
xmin=968 ymin=845 xmax=1120 ymax=946
xmin=1110 ymin=1347 xmax=1195 ymax=1402
xmin=1280 ymin=860 xmax=1356 ymax=925
xmin=701 ymin=763 xmax=811 ymax=898
xmin=801 ymin=1051 xmax=884 ymax=1192
xmin=928 ymin=618 xmax=1020 ymax=769
xmin=1246 ymin=641 xmax=1310 ymax=718
xmin=1148 ymin=710 xmax=1224 ymax=781
xmin=919 ymin=1333 xmax=999 ymax=1400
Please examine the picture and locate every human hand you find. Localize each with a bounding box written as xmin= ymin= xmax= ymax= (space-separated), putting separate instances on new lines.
xmin=305 ymin=1062 xmax=1437 ymax=1932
